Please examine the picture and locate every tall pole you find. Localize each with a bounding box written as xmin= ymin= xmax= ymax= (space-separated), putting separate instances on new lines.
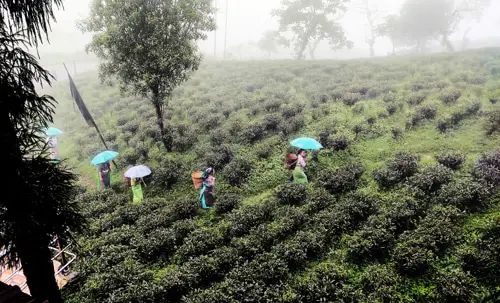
xmin=214 ymin=0 xmax=217 ymax=58
xmin=223 ymin=0 xmax=228 ymax=60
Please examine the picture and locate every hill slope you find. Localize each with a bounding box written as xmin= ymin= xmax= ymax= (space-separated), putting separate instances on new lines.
xmin=42 ymin=49 xmax=500 ymax=302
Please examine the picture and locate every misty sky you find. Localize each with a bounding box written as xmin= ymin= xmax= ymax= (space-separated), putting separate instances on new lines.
xmin=38 ymin=0 xmax=500 ymax=57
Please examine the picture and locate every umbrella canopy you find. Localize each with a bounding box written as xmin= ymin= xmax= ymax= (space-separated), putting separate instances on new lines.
xmin=124 ymin=165 xmax=151 ymax=179
xmin=44 ymin=127 xmax=63 ymax=137
xmin=91 ymin=151 xmax=119 ymax=165
xmin=290 ymin=137 xmax=323 ymax=150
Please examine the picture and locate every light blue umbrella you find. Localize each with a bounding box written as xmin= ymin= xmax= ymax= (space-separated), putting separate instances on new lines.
xmin=290 ymin=137 xmax=323 ymax=150
xmin=91 ymin=151 xmax=119 ymax=165
xmin=44 ymin=127 xmax=63 ymax=137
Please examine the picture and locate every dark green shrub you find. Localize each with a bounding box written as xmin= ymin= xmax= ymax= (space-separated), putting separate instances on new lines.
xmin=327 ymin=135 xmax=350 ymax=151
xmin=214 ymin=193 xmax=241 ymax=215
xmin=170 ymin=199 xmax=198 ymax=220
xmin=318 ymin=130 xmax=332 ymax=147
xmin=437 ymin=119 xmax=451 ymax=133
xmin=392 ymin=205 xmax=462 ymax=275
xmin=416 ymin=104 xmax=438 ymax=120
xmin=227 ymin=201 xmax=277 ymax=237
xmin=440 ymin=89 xmax=462 ymax=105
xmin=276 ymin=183 xmax=307 ymax=205
xmin=352 ymin=103 xmax=364 ymax=114
xmin=263 ymin=114 xmax=282 ymax=131
xmin=209 ymin=129 xmax=230 ymax=146
xmin=436 ymin=152 xmax=466 ymax=170
xmin=320 ymin=95 xmax=329 ymax=103
xmin=263 ymin=98 xmax=281 ymax=112
xmin=484 ymin=109 xmax=500 ymax=135
xmin=434 ymin=266 xmax=478 ymax=303
xmin=385 ymin=195 xmax=419 ymax=234
xmin=170 ymin=123 xmax=197 ymax=152
xmin=408 ymin=164 xmax=453 ymax=194
xmin=151 ymin=158 xmax=182 ymax=189
xmin=342 ymin=92 xmax=361 ymax=106
xmin=345 ymin=215 xmax=395 ymax=264
xmin=241 ymin=123 xmax=265 ymax=144
xmin=435 ymin=178 xmax=493 ymax=211
xmin=317 ymin=162 xmax=365 ymax=195
xmin=391 ymin=127 xmax=404 ymax=140
xmin=279 ymin=115 xmax=305 ymax=136
xmin=406 ymin=91 xmax=427 ymax=106
xmin=386 ymin=102 xmax=399 ymax=115
xmin=366 ymin=116 xmax=377 ymax=125
xmin=373 ymin=152 xmax=420 ymax=189
xmin=358 ymin=265 xmax=404 ymax=302
xmin=223 ymin=157 xmax=252 ymax=186
xmin=281 ymin=104 xmax=303 ymax=119
xmin=383 ymin=92 xmax=397 ymax=103
xmin=292 ymin=263 xmax=351 ymax=302
xmin=204 ymin=144 xmax=233 ymax=170
xmin=459 ymin=216 xmax=500 ymax=291
xmin=473 ymin=148 xmax=500 ymax=186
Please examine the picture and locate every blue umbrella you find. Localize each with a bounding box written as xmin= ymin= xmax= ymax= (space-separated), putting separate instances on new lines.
xmin=290 ymin=137 xmax=323 ymax=150
xmin=91 ymin=151 xmax=119 ymax=165
xmin=45 ymin=127 xmax=63 ymax=137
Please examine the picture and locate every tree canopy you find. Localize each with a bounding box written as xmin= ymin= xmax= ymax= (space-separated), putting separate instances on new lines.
xmin=80 ymin=0 xmax=216 ymax=151
xmin=272 ymin=0 xmax=352 ymax=60
xmin=379 ymin=0 xmax=492 ymax=53
xmin=258 ymin=30 xmax=279 ymax=58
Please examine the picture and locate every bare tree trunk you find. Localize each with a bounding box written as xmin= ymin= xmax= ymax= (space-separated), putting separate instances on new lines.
xmin=308 ymin=38 xmax=320 ymax=60
xmin=151 ymin=89 xmax=171 ymax=152
xmin=442 ymin=33 xmax=454 ymax=52
xmin=368 ymin=39 xmax=375 ymax=57
xmin=18 ymin=237 xmax=63 ymax=303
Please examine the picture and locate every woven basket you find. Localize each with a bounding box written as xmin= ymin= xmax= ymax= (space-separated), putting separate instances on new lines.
xmin=191 ymin=171 xmax=204 ymax=189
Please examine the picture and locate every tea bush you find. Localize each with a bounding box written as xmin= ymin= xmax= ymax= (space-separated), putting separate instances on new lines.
xmin=317 ymin=162 xmax=365 ymax=195
xmin=373 ymin=152 xmax=419 ymax=189
xmin=276 ymin=183 xmax=307 ymax=206
xmin=436 ymin=152 xmax=466 ymax=170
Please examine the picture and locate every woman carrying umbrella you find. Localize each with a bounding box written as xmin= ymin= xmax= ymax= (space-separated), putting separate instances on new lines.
xmin=288 ymin=137 xmax=323 ymax=183
xmin=124 ymin=165 xmax=151 ymax=204
xmin=99 ymin=161 xmax=112 ymax=188
xmin=130 ymin=178 xmax=144 ymax=204
xmin=91 ymin=151 xmax=119 ymax=189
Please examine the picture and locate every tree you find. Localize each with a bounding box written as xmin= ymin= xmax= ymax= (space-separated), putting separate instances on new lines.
xmin=0 ymin=1 xmax=85 ymax=302
xmin=396 ymin=0 xmax=491 ymax=52
xmin=80 ymin=0 xmax=216 ymax=151
xmin=272 ymin=0 xmax=352 ymax=60
xmin=258 ymin=31 xmax=279 ymax=58
xmin=376 ymin=15 xmax=403 ymax=55
xmin=356 ymin=0 xmax=382 ymax=57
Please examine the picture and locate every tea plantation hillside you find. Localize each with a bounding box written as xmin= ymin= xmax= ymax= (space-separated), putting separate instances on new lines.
xmin=44 ymin=49 xmax=500 ymax=302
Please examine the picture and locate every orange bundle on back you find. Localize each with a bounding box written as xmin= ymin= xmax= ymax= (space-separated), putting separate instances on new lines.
xmin=286 ymin=153 xmax=298 ymax=169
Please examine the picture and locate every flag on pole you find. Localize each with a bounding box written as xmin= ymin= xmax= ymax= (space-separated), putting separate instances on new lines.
xmin=63 ymin=64 xmax=118 ymax=168
xmin=66 ymin=69 xmax=97 ymax=128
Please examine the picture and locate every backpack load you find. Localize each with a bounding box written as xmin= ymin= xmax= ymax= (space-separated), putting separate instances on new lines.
xmin=286 ymin=153 xmax=298 ymax=169
xmin=191 ymin=171 xmax=204 ymax=189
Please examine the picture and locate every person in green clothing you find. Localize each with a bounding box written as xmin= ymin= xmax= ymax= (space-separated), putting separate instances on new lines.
xmin=287 ymin=154 xmax=308 ymax=183
xmin=131 ymin=178 xmax=144 ymax=204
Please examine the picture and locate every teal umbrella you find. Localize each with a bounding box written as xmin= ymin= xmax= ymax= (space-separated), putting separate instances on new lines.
xmin=91 ymin=151 xmax=119 ymax=165
xmin=290 ymin=137 xmax=323 ymax=150
xmin=44 ymin=127 xmax=63 ymax=137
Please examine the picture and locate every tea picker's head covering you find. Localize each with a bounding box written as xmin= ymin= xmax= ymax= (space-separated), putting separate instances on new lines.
xmin=202 ymin=167 xmax=214 ymax=178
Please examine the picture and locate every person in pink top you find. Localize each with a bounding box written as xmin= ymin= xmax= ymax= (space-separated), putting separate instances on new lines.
xmin=297 ymin=149 xmax=307 ymax=168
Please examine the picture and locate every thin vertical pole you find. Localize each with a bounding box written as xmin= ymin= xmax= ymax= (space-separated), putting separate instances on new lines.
xmin=224 ymin=0 xmax=228 ymax=60
xmin=214 ymin=0 xmax=217 ymax=58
